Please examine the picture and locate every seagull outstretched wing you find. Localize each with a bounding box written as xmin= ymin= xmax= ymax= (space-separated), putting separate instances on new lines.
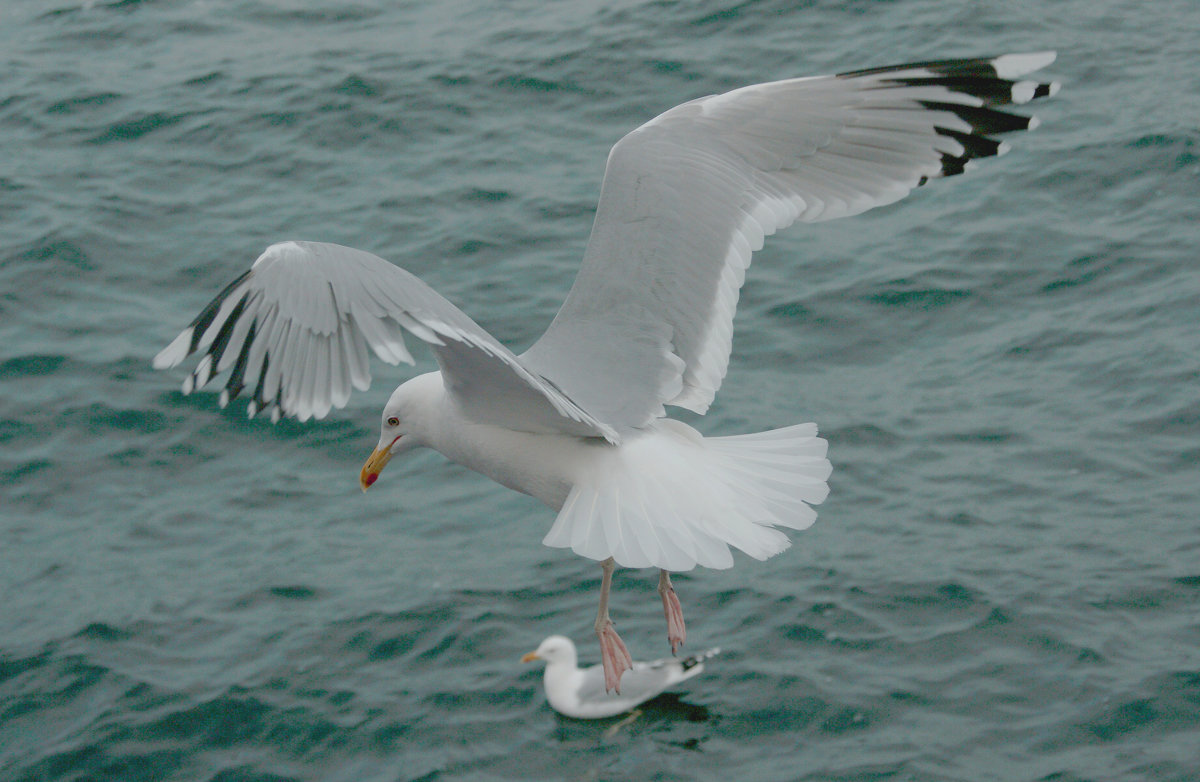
xmin=153 ymin=241 xmax=616 ymax=439
xmin=522 ymin=52 xmax=1059 ymax=429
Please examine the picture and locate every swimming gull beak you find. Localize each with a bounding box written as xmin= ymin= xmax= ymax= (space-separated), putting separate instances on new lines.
xmin=521 ymin=651 xmax=541 ymax=663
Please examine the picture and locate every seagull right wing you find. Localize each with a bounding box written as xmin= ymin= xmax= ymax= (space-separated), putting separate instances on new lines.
xmin=153 ymin=241 xmax=616 ymax=440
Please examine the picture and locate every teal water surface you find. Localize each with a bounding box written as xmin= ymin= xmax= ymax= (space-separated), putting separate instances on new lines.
xmin=2 ymin=1 xmax=1199 ymax=780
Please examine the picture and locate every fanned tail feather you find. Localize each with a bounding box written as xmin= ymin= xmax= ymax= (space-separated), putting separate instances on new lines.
xmin=542 ymin=420 xmax=832 ymax=571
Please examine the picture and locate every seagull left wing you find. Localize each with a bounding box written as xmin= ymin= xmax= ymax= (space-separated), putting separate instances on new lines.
xmin=573 ymin=649 xmax=714 ymax=708
xmin=153 ymin=241 xmax=616 ymax=439
xmin=574 ymin=659 xmax=674 ymax=706
xmin=522 ymin=53 xmax=1060 ymax=430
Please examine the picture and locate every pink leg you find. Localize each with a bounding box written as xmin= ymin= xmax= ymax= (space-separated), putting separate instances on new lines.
xmin=659 ymin=569 xmax=686 ymax=655
xmin=594 ymin=557 xmax=632 ymax=693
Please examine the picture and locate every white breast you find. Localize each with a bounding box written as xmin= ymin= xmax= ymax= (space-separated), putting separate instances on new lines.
xmin=421 ymin=395 xmax=609 ymax=511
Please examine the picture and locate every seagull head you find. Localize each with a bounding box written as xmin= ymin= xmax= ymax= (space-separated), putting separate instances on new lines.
xmin=359 ymin=411 xmax=409 ymax=491
xmin=521 ymin=635 xmax=578 ymax=668
xmin=359 ymin=374 xmax=439 ymax=491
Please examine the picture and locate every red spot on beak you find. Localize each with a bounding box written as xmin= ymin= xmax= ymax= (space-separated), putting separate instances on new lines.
xmin=361 ymin=445 xmax=393 ymax=491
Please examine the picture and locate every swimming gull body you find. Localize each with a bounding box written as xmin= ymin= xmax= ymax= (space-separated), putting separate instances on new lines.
xmin=522 ymin=635 xmax=720 ymax=719
xmin=155 ymin=52 xmax=1059 ymax=692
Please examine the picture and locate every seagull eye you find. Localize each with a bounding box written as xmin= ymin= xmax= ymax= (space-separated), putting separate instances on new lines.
xmin=387 ymin=416 xmax=399 ymax=427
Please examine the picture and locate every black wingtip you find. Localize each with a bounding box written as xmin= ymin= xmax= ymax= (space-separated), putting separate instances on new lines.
xmin=222 ymin=319 xmax=257 ymax=405
xmin=186 ymin=268 xmax=254 ymax=355
xmin=836 ymin=55 xmax=1057 ymax=184
xmin=838 ymin=56 xmax=1002 ymax=81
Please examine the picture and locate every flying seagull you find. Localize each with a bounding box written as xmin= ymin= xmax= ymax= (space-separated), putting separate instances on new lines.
xmin=522 ymin=634 xmax=720 ymax=719
xmin=155 ymin=52 xmax=1059 ymax=692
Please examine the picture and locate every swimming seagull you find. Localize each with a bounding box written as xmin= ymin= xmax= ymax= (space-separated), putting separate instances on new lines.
xmin=154 ymin=52 xmax=1059 ymax=692
xmin=522 ymin=635 xmax=720 ymax=719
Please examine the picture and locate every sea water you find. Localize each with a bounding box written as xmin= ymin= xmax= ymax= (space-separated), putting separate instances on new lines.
xmin=2 ymin=0 xmax=1199 ymax=779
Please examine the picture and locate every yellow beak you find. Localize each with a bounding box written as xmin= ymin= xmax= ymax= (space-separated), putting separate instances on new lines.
xmin=520 ymin=651 xmax=541 ymax=663
xmin=360 ymin=444 xmax=394 ymax=492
